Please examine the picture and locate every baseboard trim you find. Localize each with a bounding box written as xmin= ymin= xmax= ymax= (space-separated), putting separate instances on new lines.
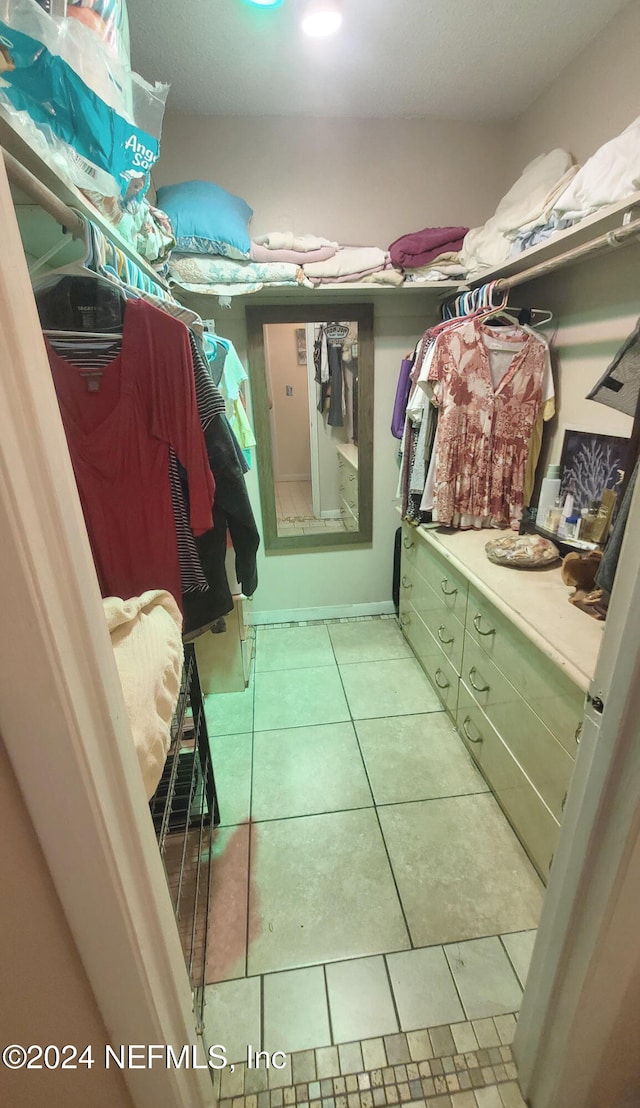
xmin=248 ymin=600 xmax=396 ymax=625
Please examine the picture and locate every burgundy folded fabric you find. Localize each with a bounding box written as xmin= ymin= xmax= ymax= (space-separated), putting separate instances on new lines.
xmin=389 ymin=226 xmax=468 ymax=269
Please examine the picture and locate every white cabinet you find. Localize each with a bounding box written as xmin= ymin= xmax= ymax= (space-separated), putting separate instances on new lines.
xmin=399 ymin=522 xmax=598 ymax=882
xmin=337 ymin=444 xmax=359 ymax=531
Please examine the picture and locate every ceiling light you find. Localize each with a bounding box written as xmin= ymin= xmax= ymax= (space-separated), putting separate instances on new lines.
xmin=301 ymin=0 xmax=343 ymax=37
xmin=244 ymin=0 xmax=284 ymax=7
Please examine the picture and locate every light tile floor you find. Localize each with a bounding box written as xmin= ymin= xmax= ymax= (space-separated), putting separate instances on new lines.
xmin=208 ymin=1015 xmax=526 ymax=1108
xmin=203 ymin=616 xmax=541 ymax=1102
xmin=275 ymin=480 xmax=348 ymax=537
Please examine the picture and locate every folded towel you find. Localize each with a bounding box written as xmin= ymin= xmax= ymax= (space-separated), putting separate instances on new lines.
xmin=389 ymin=227 xmax=468 ymax=269
xmin=105 ymin=590 xmax=183 ymax=800
xmin=309 ymin=266 xmax=404 ymax=287
xmin=254 ymin=231 xmax=339 ymax=252
xmin=250 ymin=241 xmax=337 ymax=264
xmin=304 ymin=246 xmax=389 ymax=279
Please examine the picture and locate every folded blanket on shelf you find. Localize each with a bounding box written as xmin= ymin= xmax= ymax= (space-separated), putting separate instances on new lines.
xmin=552 ymin=114 xmax=640 ymax=220
xmin=168 ymin=253 xmax=305 ymax=286
xmin=308 ymin=266 xmax=404 ymax=287
xmin=254 ymin=231 xmax=339 ymax=252
xmin=459 ymin=149 xmax=578 ymax=276
xmin=250 ymin=241 xmax=337 ymax=264
xmin=389 ymin=226 xmax=468 ymax=269
xmin=304 ymin=246 xmax=390 ymax=279
xmin=105 ymin=590 xmax=183 ymax=801
xmin=509 ymin=213 xmax=575 ymax=255
xmin=404 ymin=257 xmax=467 ymax=279
xmin=172 ymin=280 xmax=313 ymax=300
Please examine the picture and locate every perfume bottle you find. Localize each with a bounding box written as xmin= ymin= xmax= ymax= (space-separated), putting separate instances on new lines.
xmin=580 ymin=502 xmax=601 ymax=543
xmin=544 ymin=496 xmax=563 ymax=534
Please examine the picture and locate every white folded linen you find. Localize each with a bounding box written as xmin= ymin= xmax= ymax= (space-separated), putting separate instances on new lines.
xmin=552 ymin=114 xmax=640 ymax=220
xmin=105 ymin=590 xmax=183 ymax=800
xmin=254 ymin=231 xmax=339 ymax=252
xmin=304 ymin=246 xmax=389 ymax=278
xmin=460 ymin=149 xmax=577 ymax=275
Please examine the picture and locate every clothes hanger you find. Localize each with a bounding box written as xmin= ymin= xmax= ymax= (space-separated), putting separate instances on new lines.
xmin=34 ymin=267 xmax=127 ymax=341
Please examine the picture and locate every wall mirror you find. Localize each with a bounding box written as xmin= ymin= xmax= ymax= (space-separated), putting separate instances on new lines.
xmin=246 ymin=303 xmax=373 ymax=552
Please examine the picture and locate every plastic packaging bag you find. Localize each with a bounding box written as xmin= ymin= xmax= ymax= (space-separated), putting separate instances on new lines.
xmin=485 ymin=534 xmax=560 ymax=568
xmin=66 ymin=0 xmax=131 ymax=71
xmin=0 ymin=0 xmax=168 ymax=202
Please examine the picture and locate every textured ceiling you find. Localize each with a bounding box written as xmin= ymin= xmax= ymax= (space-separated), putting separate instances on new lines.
xmin=128 ymin=0 xmax=630 ymax=121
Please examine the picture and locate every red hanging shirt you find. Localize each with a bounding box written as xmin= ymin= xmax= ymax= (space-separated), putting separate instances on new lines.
xmin=47 ymin=298 xmax=214 ymax=610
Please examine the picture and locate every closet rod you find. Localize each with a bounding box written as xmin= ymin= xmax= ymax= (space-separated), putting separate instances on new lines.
xmin=2 ymin=148 xmax=85 ymax=240
xmin=490 ymin=213 xmax=640 ymax=294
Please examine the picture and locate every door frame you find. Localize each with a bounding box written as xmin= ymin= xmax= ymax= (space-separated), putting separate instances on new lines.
xmin=0 ymin=158 xmax=212 ymax=1108
xmin=515 ymin=475 xmax=640 ymax=1105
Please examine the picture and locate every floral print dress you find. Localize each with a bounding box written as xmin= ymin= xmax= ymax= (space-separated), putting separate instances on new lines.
xmin=427 ymin=318 xmax=547 ymax=529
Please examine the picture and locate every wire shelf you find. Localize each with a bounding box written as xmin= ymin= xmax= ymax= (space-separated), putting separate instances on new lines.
xmin=149 ymin=644 xmax=219 ymax=1033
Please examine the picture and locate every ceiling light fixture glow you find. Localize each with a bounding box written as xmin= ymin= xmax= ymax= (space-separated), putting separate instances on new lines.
xmin=244 ymin=0 xmax=284 ymax=7
xmin=301 ymin=0 xmax=342 ymax=37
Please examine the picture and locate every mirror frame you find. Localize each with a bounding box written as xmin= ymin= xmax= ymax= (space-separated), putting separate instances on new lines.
xmin=246 ymin=303 xmax=374 ymax=553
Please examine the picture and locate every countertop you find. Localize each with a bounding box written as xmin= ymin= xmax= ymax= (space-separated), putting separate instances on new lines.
xmin=336 ymin=442 xmax=359 ymax=469
xmin=413 ymin=526 xmax=603 ymax=692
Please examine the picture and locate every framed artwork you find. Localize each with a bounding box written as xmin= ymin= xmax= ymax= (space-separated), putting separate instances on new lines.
xmin=559 ymin=429 xmax=629 ymax=510
xmin=295 ymin=327 xmax=307 ymax=365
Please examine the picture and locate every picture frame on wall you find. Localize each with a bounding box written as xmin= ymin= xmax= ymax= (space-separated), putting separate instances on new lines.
xmin=559 ymin=429 xmax=629 ymax=510
xmin=295 ymin=327 xmax=307 ymax=365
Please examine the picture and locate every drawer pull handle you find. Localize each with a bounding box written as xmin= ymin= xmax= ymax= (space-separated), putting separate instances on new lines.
xmin=561 ymin=791 xmax=568 ymax=812
xmin=401 ymin=575 xmax=412 ymax=589
xmin=434 ymin=668 xmax=450 ymax=689
xmin=400 ymin=614 xmax=411 ymax=627
xmin=575 ymin=721 xmax=583 ymax=744
xmin=349 ymin=473 xmax=356 ymax=482
xmin=468 ymin=667 xmax=490 ymax=693
xmin=462 ymin=715 xmax=483 ymax=744
xmin=403 ymin=536 xmax=415 ymax=550
xmin=473 ymin=613 xmax=496 ymax=637
xmin=441 ymin=578 xmax=458 ymax=597
xmin=437 ymin=625 xmax=454 ymax=645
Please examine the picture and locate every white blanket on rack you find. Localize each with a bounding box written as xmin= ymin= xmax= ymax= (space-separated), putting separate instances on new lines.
xmin=105 ymin=590 xmax=183 ymax=800
xmin=460 ymin=149 xmax=577 ymax=276
xmin=552 ymin=114 xmax=640 ymax=219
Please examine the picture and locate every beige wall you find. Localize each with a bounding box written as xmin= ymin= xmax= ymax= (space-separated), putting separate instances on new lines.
xmin=212 ymin=291 xmax=436 ymax=617
xmin=507 ymin=0 xmax=640 ymax=175
xmin=0 ymin=737 xmax=134 ymax=1108
xmin=521 ymin=254 xmax=636 ymax=508
xmin=508 ymin=1 xmax=640 ymax=505
xmin=265 ymin=323 xmax=311 ymax=481
xmin=156 ymin=113 xmax=510 ymax=248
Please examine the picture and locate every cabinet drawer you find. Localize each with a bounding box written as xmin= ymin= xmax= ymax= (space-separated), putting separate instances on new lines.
xmin=339 ymin=478 xmax=358 ymax=511
xmin=458 ymin=695 xmax=559 ymax=882
xmin=401 ymin=531 xmax=468 ymax=623
xmin=460 ymin=635 xmax=574 ymax=820
xmin=466 ymin=583 xmax=584 ymax=757
xmin=401 ymin=566 xmax=463 ymax=673
xmin=341 ymin=502 xmax=359 ymax=531
xmin=399 ymin=604 xmax=459 ymax=719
